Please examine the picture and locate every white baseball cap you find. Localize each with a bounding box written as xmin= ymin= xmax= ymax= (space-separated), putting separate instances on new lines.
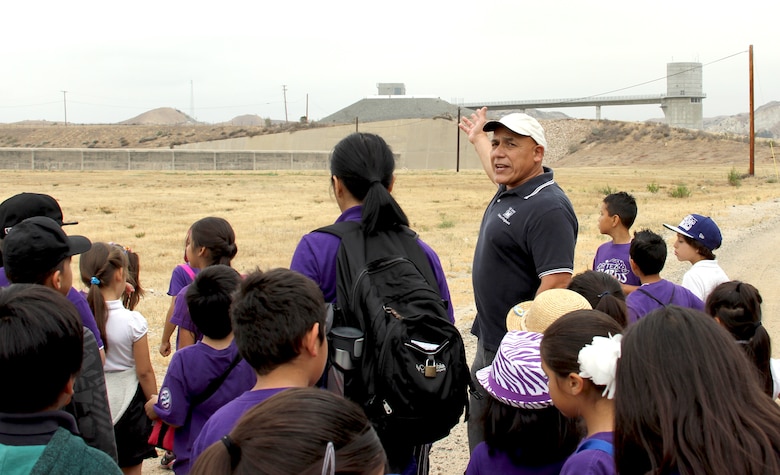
xmin=483 ymin=113 xmax=547 ymax=149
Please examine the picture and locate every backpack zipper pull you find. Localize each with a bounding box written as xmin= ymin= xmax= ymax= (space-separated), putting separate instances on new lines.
xmin=382 ymin=399 xmax=393 ymax=415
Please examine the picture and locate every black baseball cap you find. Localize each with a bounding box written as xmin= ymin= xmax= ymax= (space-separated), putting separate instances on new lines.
xmin=2 ymin=216 xmax=91 ymax=284
xmin=0 ymin=193 xmax=78 ymax=237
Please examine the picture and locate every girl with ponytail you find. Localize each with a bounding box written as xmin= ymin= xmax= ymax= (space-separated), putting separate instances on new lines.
xmin=290 ymin=132 xmax=453 ymax=474
xmin=705 ymin=280 xmax=777 ymax=398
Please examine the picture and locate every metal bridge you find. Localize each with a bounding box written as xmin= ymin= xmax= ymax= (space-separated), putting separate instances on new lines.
xmin=461 ymin=92 xmax=706 ymax=121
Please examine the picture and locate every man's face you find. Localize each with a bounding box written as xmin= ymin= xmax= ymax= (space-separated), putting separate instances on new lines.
xmin=490 ymin=125 xmax=544 ymax=189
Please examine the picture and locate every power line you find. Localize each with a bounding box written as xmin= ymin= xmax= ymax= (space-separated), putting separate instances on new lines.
xmin=568 ymin=50 xmax=748 ymax=103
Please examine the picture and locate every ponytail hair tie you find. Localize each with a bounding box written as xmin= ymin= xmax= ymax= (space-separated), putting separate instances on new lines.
xmin=597 ymin=291 xmax=610 ymax=298
xmin=221 ymin=435 xmax=241 ymax=469
xmin=90 ymin=276 xmax=100 ymax=286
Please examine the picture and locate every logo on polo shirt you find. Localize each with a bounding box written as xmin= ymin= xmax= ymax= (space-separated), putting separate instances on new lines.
xmin=498 ymin=207 xmax=516 ymax=225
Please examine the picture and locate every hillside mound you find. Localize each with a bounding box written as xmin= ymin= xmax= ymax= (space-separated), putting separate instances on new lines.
xmin=119 ymin=107 xmax=197 ymax=126
xmin=224 ymin=114 xmax=267 ymax=126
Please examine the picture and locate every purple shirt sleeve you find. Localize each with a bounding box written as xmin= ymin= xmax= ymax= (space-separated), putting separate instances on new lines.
xmin=170 ymin=285 xmax=202 ymax=344
xmin=168 ymin=264 xmax=198 ymax=297
xmin=68 ymin=287 xmax=104 ymax=350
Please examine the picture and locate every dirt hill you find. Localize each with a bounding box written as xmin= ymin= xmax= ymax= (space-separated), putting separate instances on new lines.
xmin=0 ymin=118 xmax=771 ymax=168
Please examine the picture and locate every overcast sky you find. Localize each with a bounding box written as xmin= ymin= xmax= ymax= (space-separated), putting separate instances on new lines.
xmin=2 ymin=0 xmax=777 ymax=124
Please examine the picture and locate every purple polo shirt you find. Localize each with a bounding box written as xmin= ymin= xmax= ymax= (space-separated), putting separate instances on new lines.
xmin=0 ymin=267 xmax=104 ymax=350
xmin=290 ymin=205 xmax=454 ymax=323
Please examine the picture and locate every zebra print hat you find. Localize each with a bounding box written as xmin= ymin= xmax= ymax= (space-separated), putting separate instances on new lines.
xmin=476 ymin=330 xmax=552 ymax=409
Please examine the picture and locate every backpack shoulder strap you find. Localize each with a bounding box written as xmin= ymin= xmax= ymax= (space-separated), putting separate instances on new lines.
xmin=576 ymin=438 xmax=614 ymax=456
xmin=636 ymin=287 xmax=667 ymax=307
xmin=178 ymin=263 xmax=196 ymax=280
xmin=190 ymin=352 xmax=243 ymax=408
xmin=316 ymin=221 xmax=440 ymax=296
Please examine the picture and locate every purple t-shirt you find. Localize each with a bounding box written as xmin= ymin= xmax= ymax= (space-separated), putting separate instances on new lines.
xmin=290 ymin=205 xmax=454 ymax=323
xmin=466 ymin=442 xmax=566 ymax=475
xmin=593 ymin=242 xmax=640 ymax=287
xmin=626 ymin=280 xmax=705 ymax=324
xmin=168 ymin=264 xmax=198 ymax=297
xmin=170 ymin=284 xmax=202 ymax=346
xmin=0 ymin=267 xmax=104 ymax=350
xmin=560 ymin=432 xmax=615 ymax=475
xmin=190 ymin=387 xmax=289 ymax=461
xmin=154 ymin=340 xmax=255 ymax=474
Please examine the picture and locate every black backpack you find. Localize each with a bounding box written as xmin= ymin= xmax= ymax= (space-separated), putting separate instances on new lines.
xmin=317 ymin=220 xmax=470 ymax=447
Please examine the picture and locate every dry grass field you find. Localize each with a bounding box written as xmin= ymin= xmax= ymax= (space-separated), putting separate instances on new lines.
xmin=3 ymin=161 xmax=780 ymax=473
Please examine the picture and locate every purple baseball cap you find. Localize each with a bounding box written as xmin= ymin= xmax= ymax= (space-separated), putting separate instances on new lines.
xmin=663 ymin=213 xmax=723 ymax=251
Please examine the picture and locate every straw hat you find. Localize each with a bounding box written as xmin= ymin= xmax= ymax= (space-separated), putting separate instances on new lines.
xmin=506 ymin=288 xmax=592 ymax=333
xmin=476 ymin=331 xmax=551 ymax=409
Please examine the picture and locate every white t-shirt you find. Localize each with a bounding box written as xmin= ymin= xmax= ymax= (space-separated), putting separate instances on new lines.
xmin=104 ymin=299 xmax=148 ymax=372
xmin=681 ymin=259 xmax=729 ymax=302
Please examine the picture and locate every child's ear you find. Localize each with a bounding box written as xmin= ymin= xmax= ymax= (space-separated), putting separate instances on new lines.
xmin=303 ymin=322 xmax=323 ymax=357
xmin=46 ymin=269 xmax=63 ymax=292
xmin=611 ymin=214 xmax=621 ymax=227
xmin=565 ymin=372 xmax=586 ymax=396
xmin=629 ymin=257 xmax=639 ymax=275
xmin=53 ymin=376 xmax=76 ymax=409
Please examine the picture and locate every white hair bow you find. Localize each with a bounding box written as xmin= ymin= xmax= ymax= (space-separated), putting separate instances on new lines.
xmin=578 ymin=333 xmax=622 ymax=400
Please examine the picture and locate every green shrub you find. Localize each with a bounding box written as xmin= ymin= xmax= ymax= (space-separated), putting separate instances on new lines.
xmin=728 ymin=167 xmax=742 ymax=187
xmin=597 ymin=185 xmax=616 ymax=196
xmin=647 ymin=182 xmax=660 ymax=193
xmin=437 ymin=213 xmax=455 ymax=229
xmin=669 ymin=184 xmax=691 ymax=198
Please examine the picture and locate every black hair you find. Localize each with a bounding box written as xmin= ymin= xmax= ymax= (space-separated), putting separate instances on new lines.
xmin=705 ymin=281 xmax=771 ymax=396
xmin=629 ymin=229 xmax=666 ymax=276
xmin=190 ymin=387 xmax=386 ymax=475
xmin=603 ymin=191 xmax=637 ymax=229
xmin=231 ymin=268 xmax=326 ymax=375
xmin=0 ymin=284 xmax=83 ymax=413
xmin=615 ymin=305 xmax=780 ymax=475
xmin=481 ymin=397 xmax=580 ymax=467
xmin=330 ymin=132 xmax=409 ymax=234
xmin=681 ymin=234 xmax=716 ymax=260
xmin=568 ymin=270 xmax=627 ymax=328
xmin=190 ymin=217 xmax=238 ymax=267
xmin=187 ymin=265 xmax=241 ymax=340
xmin=540 ymin=310 xmax=623 ymax=395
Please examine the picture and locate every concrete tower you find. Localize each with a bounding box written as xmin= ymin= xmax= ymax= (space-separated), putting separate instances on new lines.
xmin=661 ymin=62 xmax=705 ymax=129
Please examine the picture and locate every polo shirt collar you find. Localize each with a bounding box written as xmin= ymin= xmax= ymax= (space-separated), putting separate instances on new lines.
xmin=498 ymin=167 xmax=556 ymax=200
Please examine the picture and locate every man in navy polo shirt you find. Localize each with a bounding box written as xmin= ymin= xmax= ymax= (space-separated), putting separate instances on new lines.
xmin=459 ymin=107 xmax=578 ymax=451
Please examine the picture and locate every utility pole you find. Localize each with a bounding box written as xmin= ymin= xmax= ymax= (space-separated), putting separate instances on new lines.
xmin=61 ymin=90 xmax=68 ymax=126
xmin=190 ymin=80 xmax=195 ymax=121
xmin=749 ymin=44 xmax=755 ymax=176
xmin=282 ymin=85 xmax=289 ymax=123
